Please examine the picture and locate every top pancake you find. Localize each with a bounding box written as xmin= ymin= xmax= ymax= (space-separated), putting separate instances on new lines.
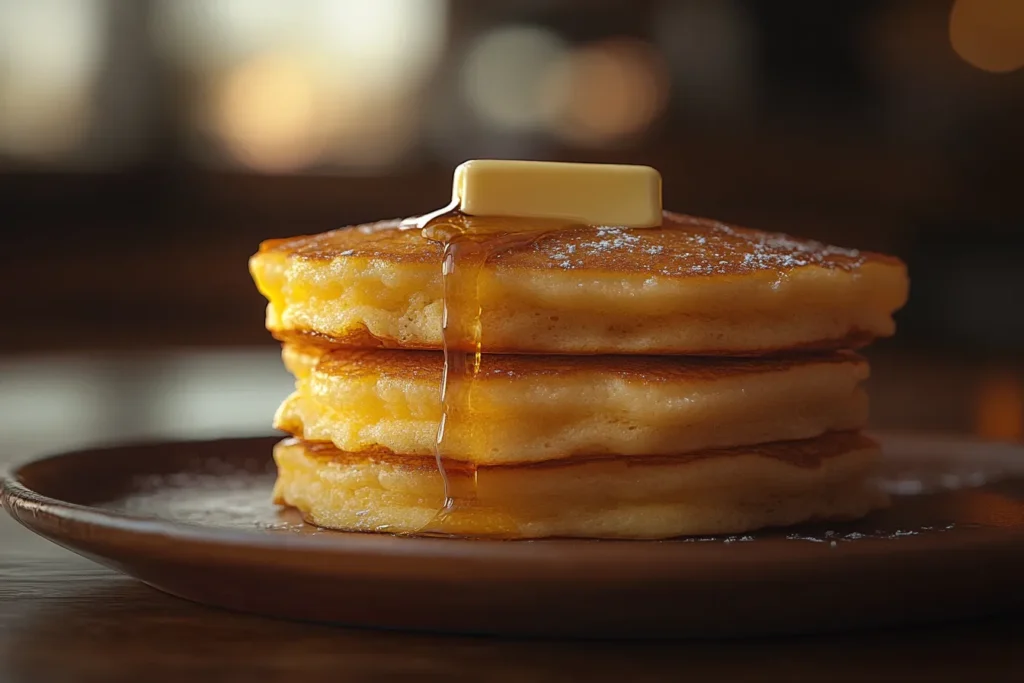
xmin=250 ymin=211 xmax=908 ymax=355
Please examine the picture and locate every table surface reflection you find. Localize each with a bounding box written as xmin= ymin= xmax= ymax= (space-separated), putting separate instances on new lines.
xmin=1 ymin=348 xmax=1023 ymax=682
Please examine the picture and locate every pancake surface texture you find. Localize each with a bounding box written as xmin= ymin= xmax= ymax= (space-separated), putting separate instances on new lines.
xmin=250 ymin=212 xmax=909 ymax=355
xmin=272 ymin=433 xmax=887 ymax=539
xmin=276 ymin=345 xmax=869 ymax=464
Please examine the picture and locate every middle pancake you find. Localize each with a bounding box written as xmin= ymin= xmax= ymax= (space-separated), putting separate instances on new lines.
xmin=277 ymin=345 xmax=869 ymax=465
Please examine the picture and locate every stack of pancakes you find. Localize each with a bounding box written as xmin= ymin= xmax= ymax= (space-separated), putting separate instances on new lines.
xmin=250 ymin=212 xmax=908 ymax=538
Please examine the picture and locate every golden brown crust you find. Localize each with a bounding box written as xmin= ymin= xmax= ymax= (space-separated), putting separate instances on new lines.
xmin=284 ymin=344 xmax=868 ymax=383
xmin=288 ymin=431 xmax=877 ymax=474
xmin=257 ymin=212 xmax=904 ymax=277
xmin=271 ymin=326 xmax=879 ymax=356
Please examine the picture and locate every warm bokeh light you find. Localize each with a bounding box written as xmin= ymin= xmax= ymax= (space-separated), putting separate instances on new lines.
xmin=460 ymin=25 xmax=568 ymax=132
xmin=542 ymin=39 xmax=669 ymax=147
xmin=0 ymin=0 xmax=106 ymax=163
xmin=156 ymin=0 xmax=447 ymax=171
xmin=974 ymin=373 xmax=1024 ymax=441
xmin=211 ymin=53 xmax=326 ymax=173
xmin=950 ymin=0 xmax=1024 ymax=73
xmin=155 ymin=0 xmax=446 ymax=88
xmin=153 ymin=0 xmax=289 ymax=69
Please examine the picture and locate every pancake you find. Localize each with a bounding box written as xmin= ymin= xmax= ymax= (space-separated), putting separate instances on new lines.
xmin=250 ymin=212 xmax=908 ymax=355
xmin=272 ymin=432 xmax=887 ymax=539
xmin=275 ymin=345 xmax=870 ymax=464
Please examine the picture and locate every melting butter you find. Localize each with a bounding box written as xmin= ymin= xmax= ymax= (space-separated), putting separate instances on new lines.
xmin=452 ymin=159 xmax=663 ymax=231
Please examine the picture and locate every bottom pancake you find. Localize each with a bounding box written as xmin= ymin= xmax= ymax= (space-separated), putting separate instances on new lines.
xmin=272 ymin=432 xmax=887 ymax=539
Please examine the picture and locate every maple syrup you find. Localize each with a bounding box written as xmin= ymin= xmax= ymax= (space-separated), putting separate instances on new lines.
xmin=407 ymin=207 xmax=567 ymax=536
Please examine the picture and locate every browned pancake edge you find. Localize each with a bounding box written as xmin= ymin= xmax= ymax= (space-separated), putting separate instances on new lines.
xmin=280 ymin=431 xmax=878 ymax=474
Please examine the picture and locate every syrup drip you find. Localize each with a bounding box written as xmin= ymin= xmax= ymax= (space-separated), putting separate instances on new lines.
xmin=410 ymin=207 xmax=566 ymax=536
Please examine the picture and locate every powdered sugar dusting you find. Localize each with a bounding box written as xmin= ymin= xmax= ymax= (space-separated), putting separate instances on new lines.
xmin=549 ymin=226 xmax=644 ymax=268
xmin=271 ymin=213 xmax=876 ymax=275
xmin=525 ymin=215 xmax=868 ymax=277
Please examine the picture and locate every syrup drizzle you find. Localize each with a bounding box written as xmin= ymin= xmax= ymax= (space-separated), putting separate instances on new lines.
xmin=408 ymin=207 xmax=564 ymax=536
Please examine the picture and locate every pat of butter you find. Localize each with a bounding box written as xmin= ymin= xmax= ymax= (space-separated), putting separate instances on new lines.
xmin=453 ymin=160 xmax=662 ymax=228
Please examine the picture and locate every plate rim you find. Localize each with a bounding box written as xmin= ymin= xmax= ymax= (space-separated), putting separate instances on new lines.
xmin=8 ymin=432 xmax=1024 ymax=636
xmin=5 ymin=432 xmax=1024 ymax=572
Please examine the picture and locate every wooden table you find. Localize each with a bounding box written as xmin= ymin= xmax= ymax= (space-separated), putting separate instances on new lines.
xmin=2 ymin=350 xmax=1023 ymax=682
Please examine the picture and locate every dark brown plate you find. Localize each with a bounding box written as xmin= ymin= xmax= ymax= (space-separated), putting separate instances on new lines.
xmin=3 ymin=433 xmax=1024 ymax=638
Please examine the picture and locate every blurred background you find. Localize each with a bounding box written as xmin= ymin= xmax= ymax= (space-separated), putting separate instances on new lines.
xmin=1 ymin=0 xmax=1023 ymax=461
